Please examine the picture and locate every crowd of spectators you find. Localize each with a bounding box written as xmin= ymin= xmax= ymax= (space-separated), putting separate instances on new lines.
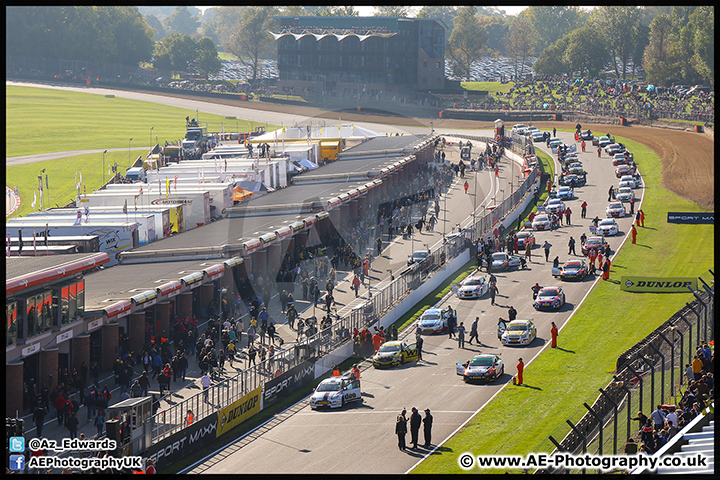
xmin=447 ymin=77 xmax=714 ymax=124
xmin=625 ymin=342 xmax=714 ymax=456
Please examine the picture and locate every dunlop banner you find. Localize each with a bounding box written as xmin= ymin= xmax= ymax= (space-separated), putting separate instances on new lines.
xmin=216 ymin=386 xmax=262 ymax=438
xmin=620 ymin=276 xmax=698 ymax=293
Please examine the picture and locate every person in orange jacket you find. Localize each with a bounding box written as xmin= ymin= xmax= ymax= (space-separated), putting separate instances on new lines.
xmin=550 ymin=322 xmax=559 ymax=348
xmin=631 ymin=224 xmax=637 ymax=244
xmin=516 ymin=358 xmax=524 ymax=385
xmin=372 ymin=330 xmax=384 ymax=354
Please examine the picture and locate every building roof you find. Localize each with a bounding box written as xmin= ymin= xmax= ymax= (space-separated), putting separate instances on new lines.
xmin=6 ymin=253 xmax=106 ymax=281
xmin=83 ymin=258 xmax=228 ymax=310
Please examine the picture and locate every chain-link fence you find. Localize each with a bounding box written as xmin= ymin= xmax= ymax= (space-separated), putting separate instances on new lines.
xmin=140 ymin=136 xmax=540 ymax=446
xmin=540 ymin=284 xmax=714 ymax=474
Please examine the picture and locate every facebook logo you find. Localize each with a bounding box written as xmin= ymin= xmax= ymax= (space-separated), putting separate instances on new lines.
xmin=9 ymin=436 xmax=25 ymax=452
xmin=9 ymin=454 xmax=25 ymax=471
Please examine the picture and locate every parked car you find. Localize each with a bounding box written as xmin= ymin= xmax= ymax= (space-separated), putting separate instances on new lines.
xmin=482 ymin=251 xmax=524 ymax=271
xmin=455 ymin=354 xmax=504 ymax=383
xmin=499 ymin=319 xmax=537 ymax=346
xmin=556 ymin=185 xmax=574 ymax=200
xmin=618 ymin=175 xmax=638 ymax=189
xmin=556 ymin=259 xmax=590 ymax=280
xmin=615 ymin=165 xmax=635 ymax=178
xmin=531 ymin=130 xmax=545 ymax=142
xmin=532 ymin=213 xmax=551 ymax=231
xmin=590 ymin=218 xmax=619 ymax=236
xmin=533 ymin=286 xmax=566 ymax=310
xmin=612 ymin=153 xmax=632 ymax=166
xmin=544 ymin=198 xmax=566 ymax=215
xmin=512 ymin=124 xmax=528 ymax=135
xmin=457 ymin=275 xmax=490 ymax=299
xmin=615 ymin=186 xmax=635 ymax=203
xmin=606 ymin=201 xmax=627 ymax=218
xmin=580 ymin=130 xmax=594 ymax=140
xmin=515 ymin=231 xmax=535 ymax=249
xmin=407 ymin=250 xmax=429 ymax=266
xmin=581 ymin=236 xmax=609 ymax=256
xmin=558 ymin=173 xmax=587 ymax=187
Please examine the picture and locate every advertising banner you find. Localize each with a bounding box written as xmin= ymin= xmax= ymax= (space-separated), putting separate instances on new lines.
xmin=144 ymin=412 xmax=218 ymax=470
xmin=263 ymin=359 xmax=316 ymax=407
xmin=216 ymin=387 xmax=262 ymax=438
xmin=667 ymin=212 xmax=714 ymax=224
xmin=620 ymin=276 xmax=698 ymax=293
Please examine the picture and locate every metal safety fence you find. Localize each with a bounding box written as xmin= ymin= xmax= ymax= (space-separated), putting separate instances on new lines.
xmin=539 ymin=282 xmax=714 ymax=474
xmin=144 ymin=137 xmax=540 ymax=444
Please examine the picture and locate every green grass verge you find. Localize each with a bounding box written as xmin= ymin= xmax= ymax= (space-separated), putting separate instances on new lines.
xmin=5 ymin=85 xmax=272 ymax=157
xmin=7 ymin=150 xmax=148 ymax=218
xmin=412 ymin=134 xmax=714 ymax=474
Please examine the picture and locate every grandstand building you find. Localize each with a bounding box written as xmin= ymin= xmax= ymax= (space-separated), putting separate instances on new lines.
xmin=271 ymin=16 xmax=446 ymax=96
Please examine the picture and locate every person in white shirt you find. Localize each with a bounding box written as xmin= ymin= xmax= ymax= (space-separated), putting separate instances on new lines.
xmin=665 ymin=409 xmax=678 ymax=428
xmin=201 ymin=373 xmax=211 ymax=402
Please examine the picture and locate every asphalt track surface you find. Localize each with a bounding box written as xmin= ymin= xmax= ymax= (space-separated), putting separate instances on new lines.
xmin=6 ymin=81 xmax=689 ymax=473
xmin=175 ymin=127 xmax=639 ymax=474
xmin=6 ymin=81 xmax=646 ymax=474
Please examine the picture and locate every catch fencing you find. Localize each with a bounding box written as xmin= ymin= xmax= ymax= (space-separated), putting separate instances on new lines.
xmin=539 ymin=282 xmax=714 ymax=474
xmin=140 ymin=135 xmax=540 ymax=446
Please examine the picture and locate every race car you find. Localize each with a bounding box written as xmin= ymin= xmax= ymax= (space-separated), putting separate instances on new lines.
xmin=590 ymin=218 xmax=619 ymax=236
xmin=457 ymin=275 xmax=490 ymax=299
xmin=309 ymin=373 xmax=362 ymax=409
xmin=580 ymin=130 xmax=594 ymax=141
xmin=606 ymin=201 xmax=627 ymax=218
xmin=612 ymin=153 xmax=632 ymax=166
xmin=565 ymin=162 xmax=586 ymax=175
xmin=556 ymin=259 xmax=589 ymax=280
xmin=531 ymin=130 xmax=545 ymax=142
xmin=417 ymin=308 xmax=451 ymax=335
xmin=615 ymin=186 xmax=635 ymax=203
xmin=544 ymin=198 xmax=566 ymax=215
xmin=596 ymin=136 xmax=614 ymax=148
xmin=618 ymin=175 xmax=640 ymax=188
xmin=618 ymin=175 xmax=638 ymax=189
xmin=515 ymin=230 xmax=535 ymax=249
xmin=533 ymin=286 xmax=566 ymax=310
xmin=581 ymin=236 xmax=609 ymax=256
xmin=372 ymin=340 xmax=419 ymax=368
xmin=605 ymin=143 xmax=627 ymax=155
xmin=482 ymin=251 xmax=524 ymax=271
xmin=456 ymin=354 xmax=504 ymax=383
xmin=532 ymin=213 xmax=551 ymax=231
xmin=512 ymin=124 xmax=528 ymax=135
xmin=499 ymin=319 xmax=537 ymax=346
xmin=558 ymin=173 xmax=587 ymax=188
xmin=556 ymin=185 xmax=574 ymax=200
xmin=615 ymin=165 xmax=635 ymax=178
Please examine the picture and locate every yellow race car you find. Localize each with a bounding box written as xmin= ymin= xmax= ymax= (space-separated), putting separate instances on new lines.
xmin=372 ymin=340 xmax=420 ymax=368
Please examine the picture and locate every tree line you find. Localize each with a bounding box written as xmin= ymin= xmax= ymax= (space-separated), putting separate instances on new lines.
xmin=6 ymin=6 xmax=714 ymax=87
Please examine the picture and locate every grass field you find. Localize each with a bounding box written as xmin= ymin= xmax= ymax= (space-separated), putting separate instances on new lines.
xmin=411 ymin=135 xmax=714 ymax=474
xmin=6 ymin=85 xmax=279 ymax=218
xmin=462 ymin=82 xmax=514 ymax=95
xmin=5 ymin=85 xmax=269 ymax=157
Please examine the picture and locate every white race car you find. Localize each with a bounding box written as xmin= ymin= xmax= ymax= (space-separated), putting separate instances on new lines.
xmin=590 ymin=218 xmax=619 ymax=236
xmin=544 ymin=198 xmax=566 ymax=215
xmin=309 ymin=374 xmax=362 ymax=409
xmin=615 ymin=186 xmax=635 ymax=203
xmin=606 ymin=202 xmax=626 ymax=218
xmin=457 ymin=275 xmax=490 ymax=299
xmin=532 ymin=213 xmax=551 ymax=231
xmin=618 ymin=175 xmax=638 ymax=189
